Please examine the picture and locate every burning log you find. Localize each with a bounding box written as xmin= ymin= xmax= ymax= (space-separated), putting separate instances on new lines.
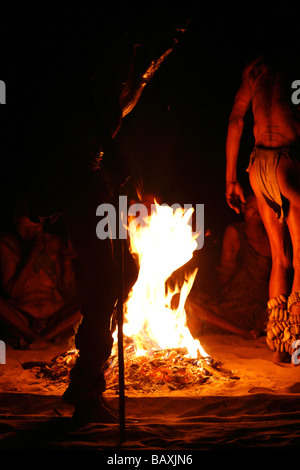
xmin=23 ymin=349 xmax=79 ymax=382
xmin=105 ymin=341 xmax=238 ymax=394
xmin=27 ymin=343 xmax=238 ymax=393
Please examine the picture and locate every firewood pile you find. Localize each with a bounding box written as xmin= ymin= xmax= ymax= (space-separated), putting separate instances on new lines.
xmin=23 ymin=349 xmax=80 ymax=382
xmin=26 ymin=342 xmax=239 ymax=393
xmin=105 ymin=342 xmax=239 ymax=393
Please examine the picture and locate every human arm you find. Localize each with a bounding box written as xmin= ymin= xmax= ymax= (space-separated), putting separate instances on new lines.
xmin=225 ymin=66 xmax=252 ymax=213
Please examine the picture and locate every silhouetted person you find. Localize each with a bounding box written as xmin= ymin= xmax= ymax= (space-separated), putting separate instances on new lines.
xmin=20 ymin=11 xmax=190 ymax=422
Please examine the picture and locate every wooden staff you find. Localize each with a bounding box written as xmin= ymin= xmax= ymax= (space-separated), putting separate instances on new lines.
xmin=98 ymin=157 xmax=126 ymax=441
xmin=116 ymin=209 xmax=126 ymax=443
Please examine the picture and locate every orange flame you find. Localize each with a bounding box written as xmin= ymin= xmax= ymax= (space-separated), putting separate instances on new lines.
xmin=114 ymin=201 xmax=208 ymax=359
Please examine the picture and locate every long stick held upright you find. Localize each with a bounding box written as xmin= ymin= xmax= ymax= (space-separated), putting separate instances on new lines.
xmin=117 ymin=235 xmax=126 ymax=442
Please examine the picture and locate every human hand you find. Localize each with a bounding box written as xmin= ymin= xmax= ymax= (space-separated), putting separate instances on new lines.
xmin=225 ymin=181 xmax=246 ymax=214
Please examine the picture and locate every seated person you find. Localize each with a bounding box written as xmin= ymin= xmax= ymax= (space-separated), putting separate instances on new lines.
xmin=0 ymin=199 xmax=82 ymax=349
xmin=186 ymin=193 xmax=272 ymax=339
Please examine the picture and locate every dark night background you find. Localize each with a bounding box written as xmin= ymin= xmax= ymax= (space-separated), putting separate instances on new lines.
xmin=0 ymin=3 xmax=298 ymax=256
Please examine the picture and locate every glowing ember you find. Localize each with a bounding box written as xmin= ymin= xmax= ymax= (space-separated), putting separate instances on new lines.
xmin=105 ymin=347 xmax=218 ymax=393
xmin=113 ymin=201 xmax=209 ymax=360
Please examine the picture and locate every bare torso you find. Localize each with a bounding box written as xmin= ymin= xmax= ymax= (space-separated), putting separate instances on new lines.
xmin=247 ymin=57 xmax=300 ymax=148
xmin=15 ymin=234 xmax=66 ymax=318
xmin=0 ymin=233 xmax=70 ymax=319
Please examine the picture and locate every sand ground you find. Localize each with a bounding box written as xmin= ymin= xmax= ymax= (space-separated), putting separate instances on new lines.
xmin=0 ymin=333 xmax=300 ymax=453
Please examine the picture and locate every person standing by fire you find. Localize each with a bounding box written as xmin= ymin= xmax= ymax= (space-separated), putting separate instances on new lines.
xmin=225 ymin=47 xmax=300 ymax=361
xmin=20 ymin=10 xmax=190 ymax=423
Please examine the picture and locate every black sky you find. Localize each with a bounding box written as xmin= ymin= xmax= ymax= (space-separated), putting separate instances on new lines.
xmin=0 ymin=4 xmax=299 ymax=238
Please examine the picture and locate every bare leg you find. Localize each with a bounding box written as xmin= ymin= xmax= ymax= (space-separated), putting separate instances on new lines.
xmin=249 ymin=165 xmax=293 ymax=300
xmin=249 ymin=157 xmax=300 ymax=362
xmin=276 ymin=154 xmax=300 ymax=314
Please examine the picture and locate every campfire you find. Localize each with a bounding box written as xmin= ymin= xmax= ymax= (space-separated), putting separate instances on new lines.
xmin=119 ymin=201 xmax=206 ymax=357
xmin=31 ymin=201 xmax=238 ymax=391
xmin=105 ymin=201 xmax=236 ymax=393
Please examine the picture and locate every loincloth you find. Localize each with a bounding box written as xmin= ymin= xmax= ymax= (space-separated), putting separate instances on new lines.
xmin=247 ymin=147 xmax=299 ymax=222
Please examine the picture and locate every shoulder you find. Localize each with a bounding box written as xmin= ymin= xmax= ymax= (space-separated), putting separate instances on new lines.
xmin=223 ymin=223 xmax=242 ymax=241
xmin=220 ymin=224 xmax=241 ymax=262
xmin=243 ymin=55 xmax=262 ymax=71
xmin=242 ymin=55 xmax=264 ymax=81
xmin=222 ymin=224 xmax=242 ymax=252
